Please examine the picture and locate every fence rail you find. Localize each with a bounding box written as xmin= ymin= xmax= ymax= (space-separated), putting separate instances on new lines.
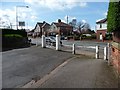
xmin=37 ymin=35 xmax=111 ymax=64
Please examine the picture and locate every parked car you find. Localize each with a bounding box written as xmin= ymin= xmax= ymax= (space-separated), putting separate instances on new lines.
xmin=45 ymin=36 xmax=62 ymax=46
xmin=61 ymin=36 xmax=65 ymax=40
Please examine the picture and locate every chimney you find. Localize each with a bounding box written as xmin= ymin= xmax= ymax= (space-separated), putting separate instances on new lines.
xmin=58 ymin=19 xmax=61 ymax=23
xmin=43 ymin=21 xmax=46 ymax=24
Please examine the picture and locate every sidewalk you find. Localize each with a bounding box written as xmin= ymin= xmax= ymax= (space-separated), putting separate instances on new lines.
xmin=28 ymin=55 xmax=118 ymax=88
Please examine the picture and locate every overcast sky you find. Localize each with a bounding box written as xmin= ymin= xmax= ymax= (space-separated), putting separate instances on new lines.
xmin=0 ymin=0 xmax=109 ymax=31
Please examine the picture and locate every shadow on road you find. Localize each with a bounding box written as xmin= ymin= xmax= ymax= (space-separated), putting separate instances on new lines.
xmin=2 ymin=43 xmax=36 ymax=52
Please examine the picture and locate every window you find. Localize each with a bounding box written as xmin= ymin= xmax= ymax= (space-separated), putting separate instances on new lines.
xmin=100 ymin=24 xmax=102 ymax=28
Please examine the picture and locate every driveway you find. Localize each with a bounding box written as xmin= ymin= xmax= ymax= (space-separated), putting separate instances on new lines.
xmin=2 ymin=46 xmax=72 ymax=88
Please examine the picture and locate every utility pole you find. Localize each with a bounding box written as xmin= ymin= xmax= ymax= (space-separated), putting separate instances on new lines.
xmin=16 ymin=5 xmax=29 ymax=30
xmin=67 ymin=15 xmax=68 ymax=24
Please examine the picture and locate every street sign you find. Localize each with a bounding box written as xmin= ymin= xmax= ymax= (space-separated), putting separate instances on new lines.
xmin=19 ymin=21 xmax=25 ymax=26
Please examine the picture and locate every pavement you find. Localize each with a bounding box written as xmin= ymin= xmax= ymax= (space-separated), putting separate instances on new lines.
xmin=32 ymin=55 xmax=118 ymax=88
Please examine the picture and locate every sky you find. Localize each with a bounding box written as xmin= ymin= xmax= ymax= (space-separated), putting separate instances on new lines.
xmin=0 ymin=0 xmax=110 ymax=31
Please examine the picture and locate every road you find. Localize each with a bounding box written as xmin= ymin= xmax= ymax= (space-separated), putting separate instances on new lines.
xmin=29 ymin=37 xmax=107 ymax=48
xmin=29 ymin=37 xmax=108 ymax=58
xmin=2 ymin=46 xmax=72 ymax=88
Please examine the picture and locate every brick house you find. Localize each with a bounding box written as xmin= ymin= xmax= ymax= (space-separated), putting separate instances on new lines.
xmin=96 ymin=18 xmax=107 ymax=40
xmin=49 ymin=19 xmax=73 ymax=36
xmin=32 ymin=21 xmax=50 ymax=37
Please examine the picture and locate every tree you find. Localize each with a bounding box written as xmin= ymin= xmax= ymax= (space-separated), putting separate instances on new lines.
xmin=77 ymin=21 xmax=90 ymax=34
xmin=107 ymin=1 xmax=120 ymax=41
xmin=69 ymin=19 xmax=77 ymax=31
xmin=69 ymin=19 xmax=91 ymax=37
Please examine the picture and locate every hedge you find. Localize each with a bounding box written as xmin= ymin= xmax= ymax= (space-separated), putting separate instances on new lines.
xmin=2 ymin=29 xmax=29 ymax=48
xmin=2 ymin=29 xmax=27 ymax=37
xmin=107 ymin=1 xmax=120 ymax=32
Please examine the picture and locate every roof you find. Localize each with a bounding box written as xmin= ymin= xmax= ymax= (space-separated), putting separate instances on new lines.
xmin=96 ymin=18 xmax=107 ymax=24
xmin=42 ymin=22 xmax=50 ymax=28
xmin=32 ymin=21 xmax=50 ymax=31
xmin=37 ymin=22 xmax=45 ymax=27
xmin=52 ymin=22 xmax=72 ymax=27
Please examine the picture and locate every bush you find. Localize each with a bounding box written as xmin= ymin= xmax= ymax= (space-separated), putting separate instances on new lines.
xmin=2 ymin=34 xmax=28 ymax=48
xmin=4 ymin=34 xmax=23 ymax=38
xmin=91 ymin=34 xmax=96 ymax=39
xmin=2 ymin=29 xmax=27 ymax=37
xmin=67 ymin=36 xmax=73 ymax=40
xmin=81 ymin=34 xmax=96 ymax=40
xmin=105 ymin=33 xmax=112 ymax=40
xmin=74 ymin=35 xmax=80 ymax=40
xmin=107 ymin=2 xmax=120 ymax=32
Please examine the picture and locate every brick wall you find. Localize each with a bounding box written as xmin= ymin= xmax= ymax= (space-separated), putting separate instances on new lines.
xmin=111 ymin=42 xmax=120 ymax=75
xmin=96 ymin=30 xmax=107 ymax=40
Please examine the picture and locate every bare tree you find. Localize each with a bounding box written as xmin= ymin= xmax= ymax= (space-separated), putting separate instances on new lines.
xmin=69 ymin=19 xmax=91 ymax=37
xmin=77 ymin=21 xmax=90 ymax=34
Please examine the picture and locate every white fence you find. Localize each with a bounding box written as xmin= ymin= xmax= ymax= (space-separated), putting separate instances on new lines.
xmin=40 ymin=35 xmax=111 ymax=63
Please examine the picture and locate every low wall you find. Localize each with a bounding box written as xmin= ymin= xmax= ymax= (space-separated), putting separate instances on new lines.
xmin=111 ymin=41 xmax=120 ymax=76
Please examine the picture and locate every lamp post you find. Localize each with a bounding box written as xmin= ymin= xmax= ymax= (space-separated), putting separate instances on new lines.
xmin=16 ymin=5 xmax=29 ymax=30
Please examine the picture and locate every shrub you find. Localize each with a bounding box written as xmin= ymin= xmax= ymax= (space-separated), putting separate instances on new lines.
xmin=81 ymin=34 xmax=96 ymax=40
xmin=74 ymin=36 xmax=80 ymax=40
xmin=107 ymin=1 xmax=120 ymax=42
xmin=4 ymin=34 xmax=23 ymax=38
xmin=67 ymin=36 xmax=73 ymax=40
xmin=2 ymin=29 xmax=27 ymax=37
xmin=105 ymin=33 xmax=112 ymax=40
xmin=2 ymin=34 xmax=28 ymax=48
xmin=107 ymin=1 xmax=120 ymax=32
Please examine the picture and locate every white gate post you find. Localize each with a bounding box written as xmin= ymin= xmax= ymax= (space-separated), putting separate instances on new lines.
xmin=36 ymin=38 xmax=38 ymax=46
xmin=96 ymin=46 xmax=99 ymax=59
xmin=104 ymin=47 xmax=107 ymax=60
xmin=42 ymin=35 xmax=46 ymax=48
xmin=72 ymin=44 xmax=75 ymax=54
xmin=56 ymin=35 xmax=60 ymax=50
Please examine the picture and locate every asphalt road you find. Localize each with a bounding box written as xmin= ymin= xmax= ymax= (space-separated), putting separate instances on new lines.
xmin=29 ymin=37 xmax=108 ymax=59
xmin=29 ymin=37 xmax=107 ymax=48
xmin=2 ymin=46 xmax=72 ymax=88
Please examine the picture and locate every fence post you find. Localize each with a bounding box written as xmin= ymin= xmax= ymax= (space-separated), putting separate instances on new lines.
xmin=42 ymin=35 xmax=46 ymax=48
xmin=96 ymin=46 xmax=99 ymax=59
xmin=72 ymin=44 xmax=75 ymax=54
xmin=56 ymin=35 xmax=60 ymax=50
xmin=104 ymin=47 xmax=107 ymax=60
xmin=36 ymin=38 xmax=38 ymax=46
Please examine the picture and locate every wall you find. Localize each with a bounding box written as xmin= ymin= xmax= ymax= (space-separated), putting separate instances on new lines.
xmin=96 ymin=30 xmax=107 ymax=40
xmin=111 ymin=42 xmax=120 ymax=76
xmin=96 ymin=23 xmax=107 ymax=30
xmin=34 ymin=24 xmax=41 ymax=32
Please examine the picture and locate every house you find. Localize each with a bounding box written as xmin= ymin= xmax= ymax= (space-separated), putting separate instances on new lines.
xmin=41 ymin=22 xmax=51 ymax=36
xmin=96 ymin=18 xmax=107 ymax=40
xmin=32 ymin=21 xmax=50 ymax=37
xmin=49 ymin=19 xmax=73 ymax=36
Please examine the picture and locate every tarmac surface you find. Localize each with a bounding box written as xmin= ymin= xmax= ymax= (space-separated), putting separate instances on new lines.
xmin=38 ymin=55 xmax=118 ymax=88
xmin=2 ymin=46 xmax=72 ymax=88
xmin=2 ymin=41 xmax=119 ymax=88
